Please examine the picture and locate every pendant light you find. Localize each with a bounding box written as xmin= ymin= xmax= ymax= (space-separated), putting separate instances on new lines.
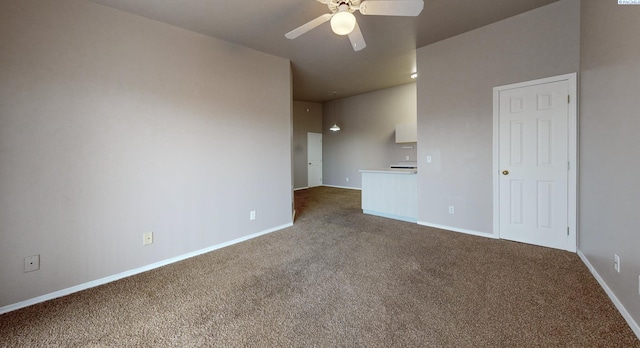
xmin=329 ymin=92 xmax=341 ymax=132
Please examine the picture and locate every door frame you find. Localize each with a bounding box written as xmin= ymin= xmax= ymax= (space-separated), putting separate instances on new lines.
xmin=492 ymin=73 xmax=577 ymax=252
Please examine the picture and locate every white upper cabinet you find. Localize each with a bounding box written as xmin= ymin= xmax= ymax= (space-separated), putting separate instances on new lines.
xmin=395 ymin=123 xmax=417 ymax=143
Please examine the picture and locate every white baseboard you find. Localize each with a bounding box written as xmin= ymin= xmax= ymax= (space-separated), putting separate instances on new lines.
xmin=577 ymin=250 xmax=640 ymax=339
xmin=417 ymin=221 xmax=498 ymax=239
xmin=363 ymin=210 xmax=416 ymax=223
xmin=322 ymin=184 xmax=361 ymax=190
xmin=0 ymin=222 xmax=292 ymax=315
xmin=293 ymin=186 xmax=309 ymax=191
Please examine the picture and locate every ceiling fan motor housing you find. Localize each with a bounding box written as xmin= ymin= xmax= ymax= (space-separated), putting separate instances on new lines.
xmin=329 ymin=0 xmax=358 ymax=13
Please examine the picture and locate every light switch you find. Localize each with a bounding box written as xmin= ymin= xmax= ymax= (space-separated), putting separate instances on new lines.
xmin=426 ymin=156 xmax=432 ymax=163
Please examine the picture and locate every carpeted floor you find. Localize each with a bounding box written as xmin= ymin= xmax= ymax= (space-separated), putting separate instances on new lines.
xmin=1 ymin=186 xmax=638 ymax=347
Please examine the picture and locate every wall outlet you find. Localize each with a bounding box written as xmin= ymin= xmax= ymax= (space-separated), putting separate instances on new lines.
xmin=613 ymin=254 xmax=620 ymax=273
xmin=346 ymin=177 xmax=349 ymax=182
xmin=143 ymin=232 xmax=153 ymax=246
xmin=24 ymin=255 xmax=40 ymax=273
xmin=250 ymin=210 xmax=256 ymax=221
xmin=448 ymin=205 xmax=455 ymax=214
xmin=405 ymin=155 xmax=410 ymax=161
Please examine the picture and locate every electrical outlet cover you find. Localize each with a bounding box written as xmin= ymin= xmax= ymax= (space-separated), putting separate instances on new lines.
xmin=143 ymin=232 xmax=153 ymax=246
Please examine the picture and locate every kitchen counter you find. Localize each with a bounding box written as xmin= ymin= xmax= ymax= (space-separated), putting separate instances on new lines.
xmin=358 ymin=168 xmax=417 ymax=174
xmin=359 ymin=169 xmax=417 ymax=223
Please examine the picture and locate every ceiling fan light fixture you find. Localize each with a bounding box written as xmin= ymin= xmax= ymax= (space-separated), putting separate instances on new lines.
xmin=330 ymin=11 xmax=356 ymax=36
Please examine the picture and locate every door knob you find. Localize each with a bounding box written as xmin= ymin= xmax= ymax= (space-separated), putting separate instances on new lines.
xmin=502 ymin=170 xmax=509 ymax=175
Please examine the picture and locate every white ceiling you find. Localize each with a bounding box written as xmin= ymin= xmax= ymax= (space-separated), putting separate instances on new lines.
xmin=89 ymin=0 xmax=559 ymax=102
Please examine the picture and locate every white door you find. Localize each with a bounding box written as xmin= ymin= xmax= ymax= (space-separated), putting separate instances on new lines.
xmin=497 ymin=79 xmax=570 ymax=250
xmin=307 ymin=132 xmax=322 ymax=187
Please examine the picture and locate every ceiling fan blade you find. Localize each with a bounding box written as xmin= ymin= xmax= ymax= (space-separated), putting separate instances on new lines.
xmin=285 ymin=13 xmax=333 ymax=39
xmin=348 ymin=21 xmax=366 ymax=51
xmin=359 ymin=0 xmax=424 ymax=16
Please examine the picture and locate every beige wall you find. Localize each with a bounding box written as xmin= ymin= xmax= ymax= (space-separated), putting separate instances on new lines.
xmin=0 ymin=0 xmax=292 ymax=309
xmin=416 ymin=0 xmax=580 ymax=234
xmin=580 ymin=0 xmax=640 ymax=331
xmin=322 ymin=83 xmax=417 ymax=189
xmin=292 ymin=101 xmax=323 ymax=189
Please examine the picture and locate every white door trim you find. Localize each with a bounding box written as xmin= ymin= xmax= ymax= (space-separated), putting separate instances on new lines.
xmin=492 ymin=73 xmax=577 ymax=252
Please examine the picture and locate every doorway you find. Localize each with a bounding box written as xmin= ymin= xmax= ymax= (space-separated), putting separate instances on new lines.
xmin=307 ymin=132 xmax=322 ymax=187
xmin=493 ymin=74 xmax=577 ymax=252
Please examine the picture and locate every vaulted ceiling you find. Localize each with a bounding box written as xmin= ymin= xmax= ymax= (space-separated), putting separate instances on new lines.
xmin=90 ymin=0 xmax=559 ymax=102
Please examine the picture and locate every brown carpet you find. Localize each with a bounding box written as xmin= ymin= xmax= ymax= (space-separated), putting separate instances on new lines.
xmin=1 ymin=186 xmax=638 ymax=347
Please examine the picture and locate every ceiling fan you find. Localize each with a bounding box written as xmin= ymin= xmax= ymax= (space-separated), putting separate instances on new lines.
xmin=285 ymin=0 xmax=424 ymax=51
